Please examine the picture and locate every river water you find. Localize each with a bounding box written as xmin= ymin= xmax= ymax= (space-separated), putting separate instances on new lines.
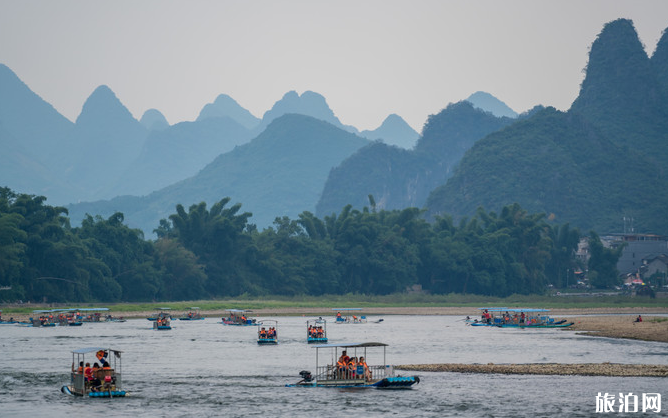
xmin=1 ymin=315 xmax=666 ymax=417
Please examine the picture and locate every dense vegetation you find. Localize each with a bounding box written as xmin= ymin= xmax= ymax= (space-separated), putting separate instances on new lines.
xmin=427 ymin=19 xmax=668 ymax=235
xmin=316 ymin=101 xmax=515 ymax=217
xmin=1 ymin=187 xmax=620 ymax=304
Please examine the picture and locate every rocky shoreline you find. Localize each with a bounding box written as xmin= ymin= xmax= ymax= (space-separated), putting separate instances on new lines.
xmin=397 ymin=363 xmax=668 ymax=377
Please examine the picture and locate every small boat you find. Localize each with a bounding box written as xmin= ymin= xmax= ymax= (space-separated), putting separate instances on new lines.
xmin=147 ymin=307 xmax=172 ymax=321
xmin=333 ymin=308 xmax=367 ymax=324
xmin=287 ymin=342 xmax=420 ymax=389
xmin=307 ymin=318 xmax=328 ymax=344
xmin=469 ymin=308 xmax=574 ymax=328
xmin=0 ymin=310 xmax=18 ymax=324
xmin=61 ymin=347 xmax=127 ymax=398
xmin=151 ymin=309 xmax=172 ymax=330
xmin=221 ymin=309 xmax=257 ymax=326
xmin=80 ymin=308 xmax=110 ymax=323
xmin=179 ymin=307 xmax=204 ymax=320
xmin=257 ymin=320 xmax=278 ymax=345
xmin=30 ymin=310 xmax=58 ymax=327
xmin=52 ymin=309 xmax=84 ymax=326
xmin=104 ymin=315 xmax=126 ymax=323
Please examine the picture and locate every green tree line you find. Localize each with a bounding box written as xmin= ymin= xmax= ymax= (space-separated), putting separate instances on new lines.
xmin=0 ymin=187 xmax=621 ymax=303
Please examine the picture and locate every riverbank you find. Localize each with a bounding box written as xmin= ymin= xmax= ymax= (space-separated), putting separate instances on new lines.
xmin=397 ymin=363 xmax=668 ymax=377
xmin=565 ymin=315 xmax=668 ymax=343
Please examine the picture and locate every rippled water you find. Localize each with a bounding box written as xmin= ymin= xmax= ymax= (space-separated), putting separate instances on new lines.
xmin=1 ymin=315 xmax=666 ymax=417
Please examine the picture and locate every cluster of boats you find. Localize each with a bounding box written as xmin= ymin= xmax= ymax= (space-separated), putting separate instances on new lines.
xmin=47 ymin=304 xmax=575 ymax=398
xmin=57 ymin=307 xmax=418 ymax=397
xmin=147 ymin=307 xmax=205 ymax=330
xmin=465 ymin=308 xmax=574 ymax=328
xmin=0 ymin=308 xmax=126 ymax=327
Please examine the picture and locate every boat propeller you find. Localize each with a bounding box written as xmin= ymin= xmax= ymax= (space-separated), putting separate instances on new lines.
xmin=299 ymin=370 xmax=313 ymax=382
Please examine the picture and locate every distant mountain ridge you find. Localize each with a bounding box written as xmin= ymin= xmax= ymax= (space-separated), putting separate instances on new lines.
xmin=68 ymin=114 xmax=370 ymax=233
xmin=140 ymin=109 xmax=169 ymax=131
xmin=197 ymin=93 xmax=260 ymax=130
xmin=359 ymin=113 xmax=419 ymax=149
xmin=466 ymin=91 xmax=518 ymax=118
xmin=0 ymin=64 xmax=77 ymax=201
xmin=0 ymin=66 xmax=420 ymax=210
xmin=105 ymin=116 xmax=253 ymax=198
xmin=67 ymin=85 xmax=148 ymax=199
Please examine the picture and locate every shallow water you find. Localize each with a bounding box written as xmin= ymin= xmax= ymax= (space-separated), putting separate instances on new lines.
xmin=1 ymin=315 xmax=666 ymax=417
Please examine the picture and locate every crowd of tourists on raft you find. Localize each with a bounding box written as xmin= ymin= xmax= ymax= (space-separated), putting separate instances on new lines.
xmin=308 ymin=324 xmax=325 ymax=339
xmin=71 ymin=350 xmax=117 ymax=392
xmin=258 ymin=326 xmax=277 ymax=340
xmin=335 ymin=350 xmax=372 ymax=380
xmin=479 ymin=309 xmax=534 ymax=325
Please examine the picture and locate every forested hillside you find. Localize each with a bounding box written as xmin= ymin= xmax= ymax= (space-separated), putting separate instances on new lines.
xmin=316 ymin=102 xmax=514 ymax=217
xmin=426 ymin=19 xmax=668 ymax=235
xmin=2 ymin=187 xmax=597 ymax=303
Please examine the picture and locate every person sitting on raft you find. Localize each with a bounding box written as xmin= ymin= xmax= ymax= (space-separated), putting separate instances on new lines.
xmin=72 ymin=361 xmax=84 ymax=374
xmin=359 ymin=356 xmax=371 ymax=380
xmin=337 ymin=351 xmax=350 ymax=378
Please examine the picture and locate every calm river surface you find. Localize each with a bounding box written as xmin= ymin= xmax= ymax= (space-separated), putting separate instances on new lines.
xmin=1 ymin=315 xmax=666 ymax=417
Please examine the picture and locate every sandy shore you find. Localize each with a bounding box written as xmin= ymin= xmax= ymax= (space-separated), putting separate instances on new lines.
xmin=397 ymin=363 xmax=668 ymax=377
xmin=565 ymin=315 xmax=668 ymax=343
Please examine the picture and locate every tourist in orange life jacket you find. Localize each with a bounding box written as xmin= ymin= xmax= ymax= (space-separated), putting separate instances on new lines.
xmin=72 ymin=361 xmax=84 ymax=374
xmin=337 ymin=350 xmax=349 ymax=377
xmin=260 ymin=327 xmax=267 ymax=338
xmin=90 ymin=363 xmax=101 ymax=391
xmin=84 ymin=363 xmax=93 ymax=381
xmin=348 ymin=357 xmax=358 ymax=378
xmin=359 ymin=356 xmax=371 ymax=380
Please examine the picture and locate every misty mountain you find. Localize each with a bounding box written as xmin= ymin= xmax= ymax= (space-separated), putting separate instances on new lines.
xmin=140 ymin=109 xmax=170 ymax=131
xmin=316 ymin=101 xmax=515 ymax=217
xmin=426 ymin=18 xmax=668 ymax=234
xmin=68 ymin=114 xmax=370 ymax=234
xmin=359 ymin=113 xmax=419 ymax=149
xmin=65 ymin=85 xmax=148 ymax=201
xmin=466 ymin=91 xmax=519 ymax=118
xmin=197 ymin=93 xmax=261 ymax=130
xmin=0 ymin=63 xmax=78 ymax=202
xmin=253 ymin=91 xmax=358 ymax=135
xmin=105 ymin=116 xmax=253 ymax=197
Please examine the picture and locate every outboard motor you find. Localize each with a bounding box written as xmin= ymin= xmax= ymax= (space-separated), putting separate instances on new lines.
xmin=299 ymin=370 xmax=312 ymax=382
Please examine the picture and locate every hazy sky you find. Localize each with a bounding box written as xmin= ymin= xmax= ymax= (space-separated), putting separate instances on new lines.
xmin=2 ymin=1 xmax=668 ymax=132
